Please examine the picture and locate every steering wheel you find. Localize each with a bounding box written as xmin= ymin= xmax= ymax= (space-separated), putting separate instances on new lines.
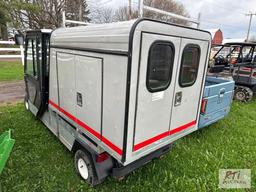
xmin=215 ymin=55 xmax=225 ymax=65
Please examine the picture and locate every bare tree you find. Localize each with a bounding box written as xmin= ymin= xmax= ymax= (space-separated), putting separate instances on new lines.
xmin=0 ymin=0 xmax=9 ymax=39
xmin=5 ymin=0 xmax=90 ymax=29
xmin=90 ymin=6 xmax=114 ymax=24
xmin=114 ymin=0 xmax=190 ymax=25
xmin=143 ymin=0 xmax=190 ymax=25
xmin=65 ymin=0 xmax=90 ymax=22
xmin=114 ymin=6 xmax=138 ymax=22
xmin=7 ymin=0 xmax=66 ymax=29
xmin=89 ymin=1 xmax=114 ymax=24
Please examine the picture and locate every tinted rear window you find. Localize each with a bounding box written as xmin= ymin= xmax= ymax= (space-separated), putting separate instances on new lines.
xmin=179 ymin=44 xmax=201 ymax=87
xmin=146 ymin=42 xmax=175 ymax=92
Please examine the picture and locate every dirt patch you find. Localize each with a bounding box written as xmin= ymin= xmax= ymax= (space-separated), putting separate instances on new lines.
xmin=0 ymin=80 xmax=25 ymax=105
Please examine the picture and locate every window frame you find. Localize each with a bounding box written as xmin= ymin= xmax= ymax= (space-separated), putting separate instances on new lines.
xmin=178 ymin=44 xmax=201 ymax=88
xmin=35 ymin=35 xmax=42 ymax=78
xmin=25 ymin=37 xmax=36 ymax=77
xmin=25 ymin=34 xmax=41 ymax=80
xmin=146 ymin=40 xmax=175 ymax=93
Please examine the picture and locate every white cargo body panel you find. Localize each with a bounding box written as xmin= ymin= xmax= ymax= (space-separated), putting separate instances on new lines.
xmin=47 ymin=19 xmax=211 ymax=165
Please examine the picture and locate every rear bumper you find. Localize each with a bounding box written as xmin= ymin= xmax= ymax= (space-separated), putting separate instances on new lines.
xmin=111 ymin=143 xmax=173 ymax=178
xmin=198 ymin=107 xmax=230 ymax=129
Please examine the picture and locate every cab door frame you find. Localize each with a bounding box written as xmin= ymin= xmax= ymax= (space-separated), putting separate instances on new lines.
xmin=24 ymin=31 xmax=51 ymax=117
xmin=24 ymin=32 xmax=41 ymax=116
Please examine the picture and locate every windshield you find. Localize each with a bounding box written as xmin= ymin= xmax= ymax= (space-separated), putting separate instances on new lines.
xmin=214 ymin=45 xmax=256 ymax=63
xmin=215 ymin=45 xmax=239 ymax=59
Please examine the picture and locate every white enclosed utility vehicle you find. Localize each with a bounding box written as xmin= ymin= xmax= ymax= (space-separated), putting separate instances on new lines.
xmin=16 ymin=18 xmax=216 ymax=185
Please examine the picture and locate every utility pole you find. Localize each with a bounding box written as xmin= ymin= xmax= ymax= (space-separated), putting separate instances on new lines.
xmin=62 ymin=11 xmax=66 ymax=27
xmin=128 ymin=0 xmax=132 ymax=20
xmin=245 ymin=12 xmax=256 ymax=42
xmin=197 ymin=12 xmax=201 ymax=29
xmin=138 ymin=0 xmax=144 ymax=18
xmin=79 ymin=5 xmax=83 ymax=21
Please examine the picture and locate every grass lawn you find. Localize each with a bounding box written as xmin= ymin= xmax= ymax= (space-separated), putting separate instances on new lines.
xmin=0 ymin=102 xmax=255 ymax=191
xmin=0 ymin=60 xmax=23 ymax=81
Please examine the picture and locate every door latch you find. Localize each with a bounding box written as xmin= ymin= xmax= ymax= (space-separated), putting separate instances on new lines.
xmin=218 ymin=88 xmax=225 ymax=103
xmin=174 ymin=92 xmax=182 ymax=106
xmin=77 ymin=92 xmax=83 ymax=107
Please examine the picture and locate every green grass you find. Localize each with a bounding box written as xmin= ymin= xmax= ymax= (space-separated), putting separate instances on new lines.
xmin=0 ymin=102 xmax=255 ymax=191
xmin=0 ymin=61 xmax=24 ymax=81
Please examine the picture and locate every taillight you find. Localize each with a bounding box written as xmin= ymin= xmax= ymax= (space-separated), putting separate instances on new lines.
xmin=230 ymin=58 xmax=237 ymax=64
xmin=96 ymin=152 xmax=109 ymax=163
xmin=201 ymin=98 xmax=208 ymax=114
xmin=253 ymin=72 xmax=256 ymax=77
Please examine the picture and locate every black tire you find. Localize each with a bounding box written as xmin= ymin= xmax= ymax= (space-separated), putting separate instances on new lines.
xmin=74 ymin=149 xmax=99 ymax=186
xmin=234 ymin=86 xmax=253 ymax=102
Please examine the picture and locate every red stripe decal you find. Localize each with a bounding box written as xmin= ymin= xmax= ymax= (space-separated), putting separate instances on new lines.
xmin=76 ymin=118 xmax=101 ymax=139
xmin=169 ymin=120 xmax=196 ymax=135
xmin=133 ymin=120 xmax=196 ymax=151
xmin=102 ymin=136 xmax=123 ymax=156
xmin=48 ymin=100 xmax=123 ymax=155
xmin=133 ymin=131 xmax=169 ymax=151
xmin=49 ymin=100 xmax=196 ymax=155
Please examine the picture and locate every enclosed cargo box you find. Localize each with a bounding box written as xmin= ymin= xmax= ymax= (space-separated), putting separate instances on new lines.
xmin=21 ymin=19 xmax=212 ymax=185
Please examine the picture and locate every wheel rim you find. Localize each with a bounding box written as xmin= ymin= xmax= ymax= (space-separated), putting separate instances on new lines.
xmin=78 ymin=158 xmax=89 ymax=180
xmin=236 ymin=91 xmax=246 ymax=101
xmin=25 ymin=101 xmax=29 ymax=110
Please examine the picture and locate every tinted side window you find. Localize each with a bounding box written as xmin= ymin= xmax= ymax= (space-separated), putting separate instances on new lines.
xmin=179 ymin=44 xmax=201 ymax=87
xmin=45 ymin=37 xmax=50 ymax=75
xmin=26 ymin=39 xmax=34 ymax=76
xmin=26 ymin=37 xmax=41 ymax=78
xmin=146 ymin=42 xmax=175 ymax=92
xmin=36 ymin=37 xmax=42 ymax=77
xmin=32 ymin=39 xmax=38 ymax=77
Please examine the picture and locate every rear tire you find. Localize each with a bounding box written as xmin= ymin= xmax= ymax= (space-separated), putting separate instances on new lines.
xmin=74 ymin=149 xmax=99 ymax=186
xmin=234 ymin=86 xmax=253 ymax=102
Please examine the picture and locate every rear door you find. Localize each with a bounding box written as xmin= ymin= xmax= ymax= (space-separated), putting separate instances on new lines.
xmin=133 ymin=33 xmax=181 ymax=152
xmin=170 ymin=38 xmax=209 ymax=133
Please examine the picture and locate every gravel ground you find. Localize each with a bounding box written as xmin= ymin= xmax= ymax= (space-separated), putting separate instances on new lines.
xmin=0 ymin=80 xmax=25 ymax=105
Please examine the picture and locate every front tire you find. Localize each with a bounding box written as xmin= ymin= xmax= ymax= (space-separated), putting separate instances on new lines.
xmin=234 ymin=86 xmax=253 ymax=102
xmin=74 ymin=150 xmax=99 ymax=186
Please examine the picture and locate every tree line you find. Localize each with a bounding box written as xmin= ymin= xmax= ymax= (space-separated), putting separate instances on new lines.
xmin=0 ymin=0 xmax=189 ymax=40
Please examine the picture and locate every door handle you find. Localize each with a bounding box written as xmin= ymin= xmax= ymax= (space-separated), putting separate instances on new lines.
xmin=218 ymin=88 xmax=225 ymax=104
xmin=219 ymin=88 xmax=226 ymax=98
xmin=77 ymin=92 xmax=83 ymax=107
xmin=174 ymin=92 xmax=182 ymax=106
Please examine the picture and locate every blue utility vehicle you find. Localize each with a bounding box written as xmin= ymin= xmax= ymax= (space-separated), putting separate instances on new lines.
xmin=199 ymin=76 xmax=235 ymax=129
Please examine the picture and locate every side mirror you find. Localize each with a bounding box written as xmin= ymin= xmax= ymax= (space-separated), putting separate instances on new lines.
xmin=14 ymin=34 xmax=24 ymax=45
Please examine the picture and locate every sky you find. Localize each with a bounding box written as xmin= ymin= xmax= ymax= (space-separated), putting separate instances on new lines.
xmin=92 ymin=0 xmax=256 ymax=39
